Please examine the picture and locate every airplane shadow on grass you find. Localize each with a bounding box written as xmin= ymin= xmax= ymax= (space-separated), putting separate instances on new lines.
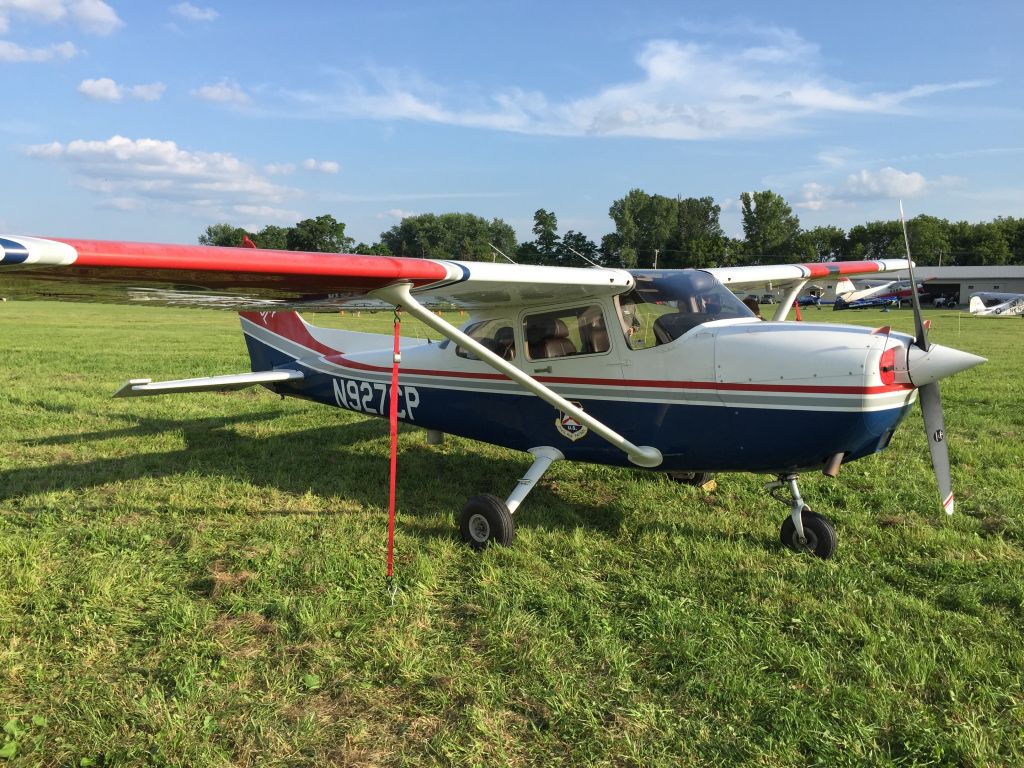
xmin=4 ymin=407 xmax=628 ymax=543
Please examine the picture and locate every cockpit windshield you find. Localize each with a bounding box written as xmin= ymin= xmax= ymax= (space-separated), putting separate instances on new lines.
xmin=616 ymin=269 xmax=755 ymax=349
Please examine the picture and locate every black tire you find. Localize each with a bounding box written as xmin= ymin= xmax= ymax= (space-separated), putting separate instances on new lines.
xmin=780 ymin=509 xmax=837 ymax=559
xmin=458 ymin=494 xmax=515 ymax=550
xmin=667 ymin=471 xmax=715 ymax=487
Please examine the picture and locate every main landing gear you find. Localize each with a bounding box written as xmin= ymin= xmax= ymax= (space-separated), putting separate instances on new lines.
xmin=766 ymin=474 xmax=837 ymax=559
xmin=457 ymin=446 xmax=563 ymax=550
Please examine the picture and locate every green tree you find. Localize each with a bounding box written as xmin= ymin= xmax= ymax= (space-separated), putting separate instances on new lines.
xmin=967 ymin=222 xmax=1012 ymax=265
xmin=599 ymin=232 xmax=633 ymax=269
xmin=198 ymin=223 xmax=249 ymax=247
xmin=845 ymin=220 xmax=904 ymax=259
xmin=254 ymin=225 xmax=289 ymax=250
xmin=532 ymin=209 xmax=560 ymax=264
xmin=487 ymin=218 xmax=518 ymax=261
xmin=993 ymin=216 xmax=1024 ymax=265
xmin=556 ymin=230 xmax=601 ymax=266
xmin=905 ymin=215 xmax=951 ymax=266
xmin=739 ymin=190 xmax=801 ymax=259
xmin=797 ymin=225 xmax=846 ymax=261
xmin=353 ymin=242 xmax=393 ymax=256
xmin=607 ymin=189 xmax=678 ymax=268
xmin=380 ymin=213 xmax=514 ymax=261
xmin=287 ymin=215 xmax=354 ymax=253
xmin=670 ymin=196 xmax=725 ymax=268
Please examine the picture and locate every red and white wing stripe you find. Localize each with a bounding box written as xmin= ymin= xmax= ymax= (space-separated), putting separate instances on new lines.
xmin=706 ymin=259 xmax=911 ymax=289
xmin=0 ymin=235 xmax=634 ymax=310
xmin=1 ymin=234 xmax=910 ymax=311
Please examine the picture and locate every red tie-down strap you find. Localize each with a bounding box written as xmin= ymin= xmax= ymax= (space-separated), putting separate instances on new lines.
xmin=386 ymin=308 xmax=401 ymax=589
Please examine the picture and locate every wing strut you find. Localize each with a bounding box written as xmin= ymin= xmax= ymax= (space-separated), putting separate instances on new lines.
xmin=371 ymin=282 xmax=663 ymax=468
xmin=771 ymin=279 xmax=808 ymax=322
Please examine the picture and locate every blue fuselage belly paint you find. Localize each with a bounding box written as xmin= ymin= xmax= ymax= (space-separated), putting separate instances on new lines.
xmin=251 ymin=342 xmax=913 ymax=473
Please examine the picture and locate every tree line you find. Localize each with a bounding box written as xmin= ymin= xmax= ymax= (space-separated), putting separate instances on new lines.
xmin=199 ymin=190 xmax=1024 ymax=267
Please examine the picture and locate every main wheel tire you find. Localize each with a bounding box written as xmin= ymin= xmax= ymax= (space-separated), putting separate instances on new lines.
xmin=780 ymin=509 xmax=837 ymax=559
xmin=458 ymin=494 xmax=515 ymax=550
xmin=667 ymin=471 xmax=715 ymax=487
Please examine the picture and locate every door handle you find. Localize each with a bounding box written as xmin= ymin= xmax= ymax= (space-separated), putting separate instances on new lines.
xmin=533 ymin=366 xmax=552 ymax=374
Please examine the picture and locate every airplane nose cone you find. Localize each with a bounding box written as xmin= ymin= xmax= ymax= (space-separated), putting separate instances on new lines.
xmin=907 ymin=344 xmax=987 ymax=388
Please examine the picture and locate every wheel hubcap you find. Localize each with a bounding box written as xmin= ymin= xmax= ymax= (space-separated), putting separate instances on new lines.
xmin=795 ymin=529 xmax=818 ymax=552
xmin=468 ymin=513 xmax=490 ymax=543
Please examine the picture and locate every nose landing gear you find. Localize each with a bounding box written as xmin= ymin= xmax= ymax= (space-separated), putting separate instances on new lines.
xmin=766 ymin=474 xmax=837 ymax=559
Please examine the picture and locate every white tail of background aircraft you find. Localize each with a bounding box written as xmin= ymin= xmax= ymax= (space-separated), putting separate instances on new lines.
xmin=968 ymin=292 xmax=1024 ymax=316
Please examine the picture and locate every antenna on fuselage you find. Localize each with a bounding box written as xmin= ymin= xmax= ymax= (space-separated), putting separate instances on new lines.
xmin=488 ymin=243 xmax=518 ymax=264
xmin=563 ymin=244 xmax=605 ymax=269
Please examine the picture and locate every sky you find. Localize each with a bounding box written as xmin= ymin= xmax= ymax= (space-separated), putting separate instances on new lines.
xmin=1 ymin=0 xmax=1022 ymax=247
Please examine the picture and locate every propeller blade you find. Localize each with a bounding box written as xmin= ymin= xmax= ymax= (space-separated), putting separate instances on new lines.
xmin=919 ymin=382 xmax=955 ymax=515
xmin=899 ymin=201 xmax=929 ymax=351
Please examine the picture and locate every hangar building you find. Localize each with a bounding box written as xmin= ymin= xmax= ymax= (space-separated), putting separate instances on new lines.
xmin=906 ymin=266 xmax=1024 ymax=306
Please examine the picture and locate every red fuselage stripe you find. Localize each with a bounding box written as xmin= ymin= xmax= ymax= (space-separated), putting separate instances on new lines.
xmin=323 ymin=354 xmax=913 ymax=394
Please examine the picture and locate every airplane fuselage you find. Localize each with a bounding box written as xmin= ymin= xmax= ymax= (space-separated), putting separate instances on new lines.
xmin=241 ymin=312 xmax=918 ymax=475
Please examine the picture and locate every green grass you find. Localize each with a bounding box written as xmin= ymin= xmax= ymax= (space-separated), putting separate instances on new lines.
xmin=0 ymin=302 xmax=1021 ymax=767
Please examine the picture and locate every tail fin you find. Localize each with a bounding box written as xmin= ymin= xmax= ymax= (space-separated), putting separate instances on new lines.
xmin=815 ymin=277 xmax=856 ymax=302
xmin=239 ymin=311 xmax=339 ymax=371
xmin=968 ymin=295 xmax=985 ymax=315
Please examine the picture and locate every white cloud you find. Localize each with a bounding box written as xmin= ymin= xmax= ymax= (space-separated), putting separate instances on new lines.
xmin=169 ymin=2 xmax=218 ymax=21
xmin=78 ymin=77 xmax=166 ymax=102
xmin=233 ymin=204 xmax=302 ymax=222
xmin=845 ymin=167 xmax=929 ymax=198
xmin=69 ymin=0 xmax=121 ymax=34
xmin=104 ymin=196 xmax=141 ymax=210
xmin=377 ymin=208 xmax=415 ymax=220
xmin=129 ymin=82 xmax=165 ymax=101
xmin=292 ymin=28 xmax=989 ymax=141
xmin=797 ymin=166 xmax=962 ymax=210
xmin=23 ymin=135 xmax=295 ymax=220
xmin=0 ymin=39 xmax=75 ymax=61
xmin=263 ymin=162 xmax=295 ymax=175
xmin=77 ymin=76 xmax=120 ymax=100
xmin=302 ymin=157 xmax=340 ymax=174
xmin=192 ymin=78 xmax=249 ymax=104
xmin=0 ymin=0 xmax=122 ymax=34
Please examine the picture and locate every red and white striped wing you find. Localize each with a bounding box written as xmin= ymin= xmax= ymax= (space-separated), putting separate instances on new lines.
xmin=0 ymin=235 xmax=634 ymax=310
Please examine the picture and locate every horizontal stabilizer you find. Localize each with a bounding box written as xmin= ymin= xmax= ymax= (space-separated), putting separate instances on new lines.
xmin=113 ymin=369 xmax=304 ymax=398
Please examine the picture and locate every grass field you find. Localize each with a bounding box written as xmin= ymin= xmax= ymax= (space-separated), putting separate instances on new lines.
xmin=0 ymin=302 xmax=1021 ymax=767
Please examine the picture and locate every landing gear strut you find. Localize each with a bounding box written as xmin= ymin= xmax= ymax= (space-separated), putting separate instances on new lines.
xmin=766 ymin=474 xmax=837 ymax=559
xmin=457 ymin=447 xmax=563 ymax=550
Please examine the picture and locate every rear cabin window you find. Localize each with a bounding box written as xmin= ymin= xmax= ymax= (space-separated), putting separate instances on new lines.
xmin=522 ymin=305 xmax=610 ymax=361
xmin=455 ymin=319 xmax=517 ymax=361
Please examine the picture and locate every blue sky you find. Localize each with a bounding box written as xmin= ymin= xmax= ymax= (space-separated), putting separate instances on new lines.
xmin=2 ymin=0 xmax=1022 ymax=247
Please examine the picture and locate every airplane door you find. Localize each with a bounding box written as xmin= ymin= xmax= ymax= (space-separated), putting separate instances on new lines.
xmin=518 ymin=303 xmax=630 ymax=458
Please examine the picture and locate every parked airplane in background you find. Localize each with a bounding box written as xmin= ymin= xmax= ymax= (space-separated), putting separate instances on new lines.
xmin=795 ymin=277 xmax=857 ymax=307
xmin=0 ymin=233 xmax=985 ymax=560
xmin=833 ymin=277 xmax=931 ymax=310
xmin=969 ymin=291 xmax=1024 ymax=317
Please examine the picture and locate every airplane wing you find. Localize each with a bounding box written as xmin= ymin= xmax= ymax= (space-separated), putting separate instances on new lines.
xmin=704 ymin=259 xmax=910 ymax=290
xmin=706 ymin=259 xmax=911 ymax=319
xmin=0 ymin=235 xmax=632 ymax=311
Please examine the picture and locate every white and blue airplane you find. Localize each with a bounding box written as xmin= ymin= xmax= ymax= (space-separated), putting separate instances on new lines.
xmin=968 ymin=291 xmax=1024 ymax=317
xmin=0 ymin=234 xmax=985 ymax=559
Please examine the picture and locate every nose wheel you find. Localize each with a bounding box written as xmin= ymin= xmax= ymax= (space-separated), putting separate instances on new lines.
xmin=766 ymin=474 xmax=838 ymax=559
xmin=779 ymin=509 xmax=836 ymax=559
